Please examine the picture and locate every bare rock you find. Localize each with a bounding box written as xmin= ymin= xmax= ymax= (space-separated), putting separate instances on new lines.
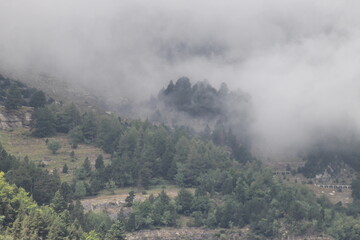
xmin=0 ymin=106 xmax=33 ymax=130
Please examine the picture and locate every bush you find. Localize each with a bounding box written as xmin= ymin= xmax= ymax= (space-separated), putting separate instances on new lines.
xmin=47 ymin=141 xmax=61 ymax=154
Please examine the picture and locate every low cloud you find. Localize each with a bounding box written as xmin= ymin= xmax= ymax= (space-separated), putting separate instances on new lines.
xmin=1 ymin=0 xmax=360 ymax=159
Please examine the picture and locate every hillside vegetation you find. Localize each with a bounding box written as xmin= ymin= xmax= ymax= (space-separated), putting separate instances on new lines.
xmin=2 ymin=77 xmax=360 ymax=239
xmin=0 ymin=127 xmax=109 ymax=182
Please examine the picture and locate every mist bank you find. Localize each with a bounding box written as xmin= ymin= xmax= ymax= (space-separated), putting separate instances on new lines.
xmin=1 ymin=0 xmax=360 ymax=160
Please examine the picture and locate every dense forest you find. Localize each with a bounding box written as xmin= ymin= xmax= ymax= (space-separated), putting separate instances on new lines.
xmin=1 ymin=78 xmax=360 ymax=239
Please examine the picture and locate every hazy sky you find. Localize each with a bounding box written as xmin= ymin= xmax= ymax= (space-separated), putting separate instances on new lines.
xmin=1 ymin=0 xmax=360 ymax=158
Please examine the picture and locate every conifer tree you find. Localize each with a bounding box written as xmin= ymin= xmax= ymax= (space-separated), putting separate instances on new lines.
xmin=47 ymin=216 xmax=68 ymax=240
xmin=56 ymin=103 xmax=81 ymax=133
xmin=125 ymin=191 xmax=135 ymax=207
xmin=105 ymin=220 xmax=126 ymax=240
xmin=62 ymin=163 xmax=68 ymax=173
xmin=81 ymin=112 xmax=97 ymax=143
xmin=31 ymin=107 xmax=56 ymax=137
xmin=82 ymin=157 xmax=92 ymax=177
xmin=29 ymin=90 xmax=46 ymax=108
xmin=95 ymin=154 xmax=104 ymax=170
xmin=5 ymin=85 xmax=22 ymax=110
xmin=51 ymin=190 xmax=68 ymax=213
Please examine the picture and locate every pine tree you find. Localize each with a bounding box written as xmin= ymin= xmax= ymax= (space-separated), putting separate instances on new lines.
xmin=62 ymin=163 xmax=68 ymax=173
xmin=125 ymin=213 xmax=136 ymax=232
xmin=50 ymin=190 xmax=67 ymax=213
xmin=5 ymin=85 xmax=22 ymax=110
xmin=31 ymin=107 xmax=56 ymax=137
xmin=47 ymin=216 xmax=68 ymax=240
xmin=105 ymin=220 xmax=126 ymax=240
xmin=82 ymin=157 xmax=92 ymax=177
xmin=95 ymin=154 xmax=104 ymax=170
xmin=29 ymin=90 xmax=46 ymax=108
xmin=74 ymin=181 xmax=87 ymax=199
xmin=60 ymin=182 xmax=73 ymax=202
xmin=84 ymin=230 xmax=101 ymax=240
xmin=55 ymin=103 xmax=81 ymax=133
xmin=71 ymin=200 xmax=85 ymax=226
xmin=68 ymin=219 xmax=84 ymax=240
xmin=175 ymin=188 xmax=193 ymax=215
xmin=81 ymin=112 xmax=97 ymax=143
xmin=125 ymin=191 xmax=135 ymax=207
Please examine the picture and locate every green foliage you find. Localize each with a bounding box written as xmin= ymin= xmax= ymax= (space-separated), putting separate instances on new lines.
xmin=47 ymin=140 xmax=61 ymax=154
xmin=84 ymin=211 xmax=112 ymax=233
xmin=299 ymin=136 xmax=360 ymax=178
xmin=95 ymin=154 xmax=104 ymax=170
xmin=81 ymin=112 xmax=97 ymax=144
xmin=50 ymin=191 xmax=67 ymax=213
xmin=62 ymin=163 xmax=68 ymax=174
xmin=60 ymin=182 xmax=73 ymax=203
xmin=129 ymin=190 xmax=178 ymax=230
xmin=0 ymin=143 xmax=19 ymax=173
xmin=125 ymin=191 xmax=136 ymax=207
xmin=71 ymin=200 xmax=85 ymax=226
xmin=82 ymin=157 xmax=92 ymax=177
xmin=89 ymin=170 xmax=106 ymax=194
xmin=4 ymin=95 xmax=360 ymax=239
xmin=6 ymin=159 xmax=61 ymax=205
xmin=5 ymin=85 xmax=22 ymax=110
xmin=84 ymin=230 xmax=101 ymax=240
xmin=159 ymin=78 xmax=252 ymax=162
xmin=55 ymin=103 xmax=81 ymax=133
xmin=96 ymin=115 xmax=124 ymax=153
xmin=69 ymin=126 xmax=84 ymax=145
xmin=105 ymin=220 xmax=126 ymax=240
xmin=328 ymin=214 xmax=360 ymax=240
xmin=74 ymin=181 xmax=87 ymax=199
xmin=0 ymin=172 xmax=36 ymax=227
xmin=31 ymin=107 xmax=56 ymax=137
xmin=47 ymin=214 xmax=69 ymax=240
xmin=175 ymin=188 xmax=193 ymax=215
xmin=29 ymin=90 xmax=46 ymax=108
xmin=352 ymin=176 xmax=360 ymax=200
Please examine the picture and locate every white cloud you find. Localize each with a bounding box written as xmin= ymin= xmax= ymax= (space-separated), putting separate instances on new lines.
xmin=1 ymin=0 xmax=360 ymax=158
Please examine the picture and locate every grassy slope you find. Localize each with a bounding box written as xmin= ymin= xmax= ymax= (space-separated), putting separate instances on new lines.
xmin=0 ymin=127 xmax=110 ymax=182
xmin=0 ymin=127 xmax=194 ymax=196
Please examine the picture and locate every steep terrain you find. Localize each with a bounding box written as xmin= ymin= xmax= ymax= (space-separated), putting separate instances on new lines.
xmin=0 ymin=106 xmax=33 ymax=130
xmin=0 ymin=127 xmax=110 ymax=182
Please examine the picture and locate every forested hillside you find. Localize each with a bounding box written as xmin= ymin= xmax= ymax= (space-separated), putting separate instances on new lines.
xmin=0 ymin=74 xmax=51 ymax=109
xmin=1 ymin=78 xmax=360 ymax=239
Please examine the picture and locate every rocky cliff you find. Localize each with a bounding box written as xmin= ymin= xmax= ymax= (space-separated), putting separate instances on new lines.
xmin=0 ymin=106 xmax=33 ymax=130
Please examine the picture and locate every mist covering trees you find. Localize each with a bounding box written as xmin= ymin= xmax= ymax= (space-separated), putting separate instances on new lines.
xmin=157 ymin=77 xmax=253 ymax=162
xmin=2 ymin=78 xmax=360 ymax=239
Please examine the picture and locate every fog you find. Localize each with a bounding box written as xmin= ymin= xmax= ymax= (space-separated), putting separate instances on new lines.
xmin=1 ymin=0 xmax=360 ymax=159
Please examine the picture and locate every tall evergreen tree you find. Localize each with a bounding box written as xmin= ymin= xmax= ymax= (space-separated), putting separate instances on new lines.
xmin=105 ymin=220 xmax=126 ymax=240
xmin=29 ymin=90 xmax=46 ymax=108
xmin=51 ymin=190 xmax=68 ymax=213
xmin=82 ymin=157 xmax=92 ymax=177
xmin=175 ymin=188 xmax=194 ymax=215
xmin=81 ymin=112 xmax=97 ymax=143
xmin=56 ymin=103 xmax=81 ymax=133
xmin=47 ymin=216 xmax=68 ymax=240
xmin=125 ymin=191 xmax=136 ymax=207
xmin=95 ymin=154 xmax=104 ymax=170
xmin=62 ymin=163 xmax=69 ymax=173
xmin=31 ymin=107 xmax=56 ymax=137
xmin=5 ymin=85 xmax=22 ymax=110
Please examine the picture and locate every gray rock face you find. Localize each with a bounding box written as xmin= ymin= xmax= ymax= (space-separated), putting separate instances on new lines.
xmin=0 ymin=107 xmax=33 ymax=130
xmin=81 ymin=199 xmax=128 ymax=220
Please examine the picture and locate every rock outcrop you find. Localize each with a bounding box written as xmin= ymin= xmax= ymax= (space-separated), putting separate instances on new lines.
xmin=0 ymin=106 xmax=33 ymax=130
